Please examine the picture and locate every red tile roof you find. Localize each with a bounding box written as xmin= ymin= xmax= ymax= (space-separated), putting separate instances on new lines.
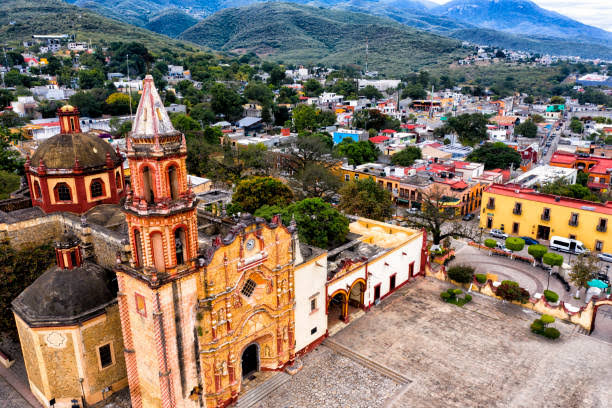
xmin=381 ymin=129 xmax=397 ymax=133
xmin=369 ymin=135 xmax=390 ymax=143
xmin=486 ymin=184 xmax=612 ymax=215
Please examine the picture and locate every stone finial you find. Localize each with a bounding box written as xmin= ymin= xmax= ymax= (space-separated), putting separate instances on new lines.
xmin=73 ymin=157 xmax=82 ymax=173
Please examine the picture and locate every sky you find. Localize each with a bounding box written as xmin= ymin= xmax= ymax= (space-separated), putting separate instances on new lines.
xmin=427 ymin=0 xmax=612 ymax=32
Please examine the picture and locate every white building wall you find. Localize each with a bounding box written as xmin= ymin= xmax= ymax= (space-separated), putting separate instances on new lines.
xmin=294 ymin=255 xmax=328 ymax=352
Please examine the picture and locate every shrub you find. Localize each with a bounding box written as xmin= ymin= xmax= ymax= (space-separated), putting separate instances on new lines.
xmin=484 ymin=238 xmax=497 ymax=249
xmin=530 ymin=319 xmax=544 ymax=334
xmin=447 ymin=264 xmax=475 ymax=284
xmin=465 ymin=294 xmax=472 ymax=302
xmin=496 ymin=281 xmax=530 ymax=303
xmin=543 ymin=252 xmax=564 ymax=268
xmin=453 ymin=289 xmax=463 ymax=295
xmin=543 ymin=290 xmax=559 ymax=303
xmin=447 ymin=288 xmax=456 ymax=295
xmin=543 ymin=327 xmax=561 ymax=339
xmin=528 ymin=244 xmax=547 ymax=261
xmin=475 ymin=273 xmax=487 ymax=284
xmin=505 ymin=237 xmax=525 ymax=252
xmin=440 ymin=291 xmax=451 ymax=300
xmin=541 ymin=314 xmax=555 ymax=325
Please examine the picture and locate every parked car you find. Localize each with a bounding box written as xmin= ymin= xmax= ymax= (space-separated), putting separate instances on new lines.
xmin=521 ymin=237 xmax=540 ymax=246
xmin=597 ymin=252 xmax=612 ymax=263
xmin=489 ymin=229 xmax=508 ymax=239
xmin=462 ymin=213 xmax=475 ymax=221
xmin=496 ymin=242 xmax=512 ymax=253
xmin=550 ymin=236 xmax=588 ymax=255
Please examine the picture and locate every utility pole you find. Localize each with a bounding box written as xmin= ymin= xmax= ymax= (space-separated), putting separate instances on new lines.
xmin=365 ymin=36 xmax=369 ymax=77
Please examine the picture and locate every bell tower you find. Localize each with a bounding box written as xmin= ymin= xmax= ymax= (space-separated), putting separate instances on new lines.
xmin=115 ymin=75 xmax=200 ymax=408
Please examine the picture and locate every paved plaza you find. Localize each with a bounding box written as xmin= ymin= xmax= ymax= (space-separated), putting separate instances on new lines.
xmin=255 ymin=277 xmax=612 ymax=408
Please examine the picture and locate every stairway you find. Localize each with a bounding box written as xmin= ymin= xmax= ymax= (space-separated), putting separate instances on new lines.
xmin=234 ymin=372 xmax=291 ymax=408
xmin=323 ymin=339 xmax=410 ymax=385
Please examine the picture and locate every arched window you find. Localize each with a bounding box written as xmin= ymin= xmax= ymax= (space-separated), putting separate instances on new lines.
xmin=168 ymin=165 xmax=179 ymax=200
xmin=55 ymin=183 xmax=71 ymax=202
xmin=142 ymin=166 xmax=155 ymax=203
xmin=174 ymin=227 xmax=187 ymax=265
xmin=133 ymin=229 xmax=143 ymax=267
xmin=115 ymin=172 xmax=122 ymax=190
xmin=33 ymin=181 xmax=42 ymax=200
xmin=90 ymin=179 xmax=104 ymax=198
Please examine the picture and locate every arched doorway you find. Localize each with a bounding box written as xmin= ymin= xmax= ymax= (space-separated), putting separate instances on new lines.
xmin=591 ymin=300 xmax=612 ymax=342
xmin=349 ymin=280 xmax=365 ymax=311
xmin=327 ymin=290 xmax=348 ymax=325
xmin=241 ymin=343 xmax=259 ymax=379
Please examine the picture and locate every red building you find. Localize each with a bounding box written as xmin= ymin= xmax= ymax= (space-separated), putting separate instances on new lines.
xmin=25 ymin=105 xmax=125 ymax=214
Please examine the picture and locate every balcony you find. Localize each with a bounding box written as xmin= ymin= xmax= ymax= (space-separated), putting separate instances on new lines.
xmin=541 ymin=213 xmax=550 ymax=221
xmin=597 ymin=225 xmax=607 ymax=232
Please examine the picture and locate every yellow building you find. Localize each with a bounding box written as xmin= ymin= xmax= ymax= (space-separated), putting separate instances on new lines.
xmin=480 ymin=184 xmax=612 ymax=251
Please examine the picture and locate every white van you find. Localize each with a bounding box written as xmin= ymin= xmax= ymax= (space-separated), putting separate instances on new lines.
xmin=549 ymin=236 xmax=588 ymax=255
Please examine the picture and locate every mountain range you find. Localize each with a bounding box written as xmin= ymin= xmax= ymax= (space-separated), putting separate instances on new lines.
xmin=179 ymin=3 xmax=467 ymax=75
xmin=63 ymin=0 xmax=612 ymax=59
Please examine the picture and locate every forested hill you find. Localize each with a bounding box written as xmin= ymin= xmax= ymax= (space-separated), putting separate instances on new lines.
xmin=0 ymin=0 xmax=199 ymax=53
xmin=179 ymin=2 xmax=468 ymax=75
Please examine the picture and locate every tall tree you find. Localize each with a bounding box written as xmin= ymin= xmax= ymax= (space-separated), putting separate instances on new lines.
xmin=514 ymin=119 xmax=538 ymax=138
xmin=445 ymin=113 xmax=489 ymax=146
xmin=335 ymin=139 xmax=379 ymax=166
xmin=232 ymin=177 xmax=293 ymax=214
xmin=404 ymin=186 xmax=479 ymax=245
xmin=290 ymin=164 xmax=341 ymax=199
xmin=466 ymin=142 xmax=522 ymax=170
xmin=210 ymin=83 xmax=244 ymax=121
xmin=390 ymin=146 xmax=422 ymax=167
xmin=569 ymin=253 xmax=599 ymax=298
xmin=338 ymin=178 xmax=392 ymax=221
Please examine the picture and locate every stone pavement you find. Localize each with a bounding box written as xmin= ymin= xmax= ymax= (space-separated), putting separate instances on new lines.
xmin=251 ymin=277 xmax=611 ymax=408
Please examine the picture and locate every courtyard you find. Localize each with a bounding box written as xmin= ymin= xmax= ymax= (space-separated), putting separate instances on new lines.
xmin=254 ymin=277 xmax=612 ymax=408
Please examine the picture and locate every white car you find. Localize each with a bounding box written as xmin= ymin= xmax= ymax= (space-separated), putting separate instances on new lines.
xmin=489 ymin=229 xmax=508 ymax=239
xmin=496 ymin=242 xmax=512 ymax=253
xmin=597 ymin=252 xmax=612 ymax=263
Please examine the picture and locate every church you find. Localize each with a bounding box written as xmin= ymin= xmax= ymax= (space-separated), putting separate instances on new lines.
xmin=7 ymin=76 xmax=426 ymax=408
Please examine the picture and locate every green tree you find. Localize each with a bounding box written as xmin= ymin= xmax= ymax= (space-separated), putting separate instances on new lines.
xmin=0 ymin=170 xmax=20 ymax=199
xmin=244 ymin=82 xmax=274 ymax=106
xmin=524 ymin=96 xmax=534 ymax=104
xmin=190 ymin=103 xmax=216 ymax=126
xmin=576 ymin=171 xmax=588 ymax=187
xmin=496 ymin=281 xmax=530 ymax=303
xmin=292 ymin=104 xmax=319 ymax=132
xmin=0 ymin=140 xmax=25 ymax=174
xmin=109 ymin=118 xmax=132 ymax=138
xmin=338 ymin=178 xmax=392 ymax=221
xmin=171 ymin=114 xmax=202 ymax=134
xmin=358 ymin=85 xmax=383 ymax=100
xmin=515 ymin=119 xmax=538 ymax=138
xmin=0 ymin=89 xmax=13 ymax=109
xmin=466 ymin=142 xmax=522 ymax=170
xmin=69 ymin=89 xmax=107 ymax=118
xmin=570 ymin=118 xmax=584 ymax=134
xmin=303 ymin=79 xmax=323 ymax=97
xmin=390 ymin=147 xmax=422 ymax=167
xmin=290 ymin=164 xmax=341 ymax=199
xmin=238 ymin=143 xmax=271 ymax=175
xmin=105 ymin=92 xmax=132 ymax=116
xmin=352 ymin=109 xmax=387 ymax=131
xmin=531 ymin=114 xmax=545 ymax=123
xmin=0 ymin=240 xmax=55 ymax=336
xmin=233 ymin=177 xmax=293 ymax=214
xmin=505 ymin=237 xmax=525 ymax=252
xmin=445 ymin=114 xmax=489 ymax=146
xmin=401 ymin=83 xmax=426 ymax=100
xmin=274 ymin=106 xmax=290 ymax=126
xmin=0 ymin=111 xmax=23 ymax=128
xmin=550 ymin=96 xmax=566 ymax=105
xmin=288 ymin=132 xmax=333 ymax=171
xmin=334 ymin=139 xmax=379 ymax=166
xmin=269 ymin=66 xmax=286 ymax=87
xmin=447 ymin=265 xmax=475 ymax=284
xmin=569 ymin=253 xmax=598 ymax=298
xmin=540 ymin=180 xmax=599 ymax=202
xmin=78 ymin=69 xmax=105 ymax=89
xmin=528 ymin=244 xmax=547 ymax=262
xmin=210 ymin=83 xmax=244 ymax=121
xmin=277 ymin=87 xmax=298 ymax=104
xmin=543 ymin=253 xmax=564 ymax=273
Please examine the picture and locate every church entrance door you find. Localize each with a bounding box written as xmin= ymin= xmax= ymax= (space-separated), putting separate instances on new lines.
xmin=241 ymin=343 xmax=259 ymax=379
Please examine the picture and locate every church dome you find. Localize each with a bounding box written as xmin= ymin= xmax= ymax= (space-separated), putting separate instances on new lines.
xmin=12 ymin=262 xmax=117 ymax=326
xmin=30 ymin=132 xmax=121 ymax=170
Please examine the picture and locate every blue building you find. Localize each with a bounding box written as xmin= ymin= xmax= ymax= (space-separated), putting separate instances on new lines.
xmin=332 ymin=128 xmax=368 ymax=145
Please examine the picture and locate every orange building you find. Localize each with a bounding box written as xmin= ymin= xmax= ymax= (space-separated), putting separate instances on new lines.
xmin=550 ymin=151 xmax=612 ymax=191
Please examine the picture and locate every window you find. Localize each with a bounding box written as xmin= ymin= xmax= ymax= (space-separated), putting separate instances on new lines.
xmin=569 ymin=235 xmax=576 ymax=240
xmin=311 ymin=327 xmax=317 ymax=335
xmin=597 ymin=218 xmax=607 ymax=232
xmin=310 ymin=298 xmax=317 ymax=312
xmin=344 ymin=174 xmax=349 ymax=181
xmin=596 ymin=240 xmax=603 ymax=251
xmin=569 ymin=213 xmax=579 ymax=226
xmin=98 ymin=343 xmax=113 ymax=369
xmin=390 ymin=274 xmax=396 ymax=290
xmin=135 ymin=294 xmax=146 ymax=317
xmin=55 ymin=183 xmax=71 ymax=202
xmin=115 ymin=172 xmax=122 ymax=190
xmin=487 ymin=197 xmax=495 ymax=209
xmin=541 ymin=208 xmax=550 ymax=221
xmin=90 ymin=179 xmax=103 ymax=198
xmin=354 ymin=174 xmax=359 ymax=180
xmin=174 ymin=228 xmax=187 ymax=265
xmin=513 ymin=202 xmax=522 ymax=215
xmin=34 ymin=181 xmax=42 ymax=200
xmin=241 ymin=279 xmax=257 ymax=298
xmin=70 ymin=250 xmax=77 ymax=268
xmin=168 ymin=165 xmax=179 ymax=200
xmin=512 ymin=222 xmax=519 ymax=234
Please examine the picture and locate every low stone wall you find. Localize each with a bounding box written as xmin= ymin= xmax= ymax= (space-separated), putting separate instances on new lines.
xmin=426 ymin=263 xmax=604 ymax=332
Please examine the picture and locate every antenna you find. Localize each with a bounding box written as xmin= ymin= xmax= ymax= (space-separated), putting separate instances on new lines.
xmin=429 ymin=85 xmax=434 ymax=119
xmin=365 ymin=35 xmax=369 ymax=77
xmin=126 ymin=54 xmax=133 ymax=122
